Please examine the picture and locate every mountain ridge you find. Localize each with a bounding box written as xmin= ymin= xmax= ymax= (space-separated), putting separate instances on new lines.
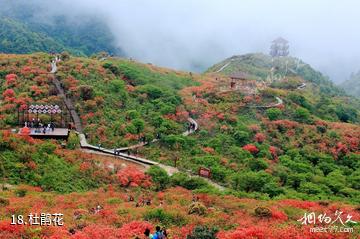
xmin=0 ymin=2 xmax=123 ymax=56
xmin=341 ymin=71 xmax=360 ymax=97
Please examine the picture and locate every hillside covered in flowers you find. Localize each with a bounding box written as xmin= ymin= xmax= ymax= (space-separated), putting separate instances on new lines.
xmin=0 ymin=52 xmax=359 ymax=238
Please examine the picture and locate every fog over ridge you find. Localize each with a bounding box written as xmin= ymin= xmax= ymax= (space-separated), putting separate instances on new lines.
xmin=5 ymin=0 xmax=360 ymax=83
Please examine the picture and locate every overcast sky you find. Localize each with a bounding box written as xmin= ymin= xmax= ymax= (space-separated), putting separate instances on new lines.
xmin=11 ymin=0 xmax=360 ymax=82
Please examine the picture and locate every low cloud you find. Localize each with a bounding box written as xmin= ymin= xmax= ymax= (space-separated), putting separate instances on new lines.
xmin=5 ymin=0 xmax=360 ymax=82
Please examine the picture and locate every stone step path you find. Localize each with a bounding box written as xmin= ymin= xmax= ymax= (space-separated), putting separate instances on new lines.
xmin=52 ymin=77 xmax=83 ymax=133
xmin=50 ymin=57 xmax=83 ymax=132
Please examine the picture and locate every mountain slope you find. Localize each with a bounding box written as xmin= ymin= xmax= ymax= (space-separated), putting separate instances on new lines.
xmin=207 ymin=53 xmax=360 ymax=124
xmin=207 ymin=53 xmax=344 ymax=95
xmin=341 ymin=72 xmax=360 ymax=97
xmin=1 ymin=53 xmax=359 ymax=203
xmin=1 ymin=53 xmax=360 ymax=238
xmin=0 ymin=1 xmax=122 ymax=56
xmin=0 ymin=18 xmax=66 ymax=54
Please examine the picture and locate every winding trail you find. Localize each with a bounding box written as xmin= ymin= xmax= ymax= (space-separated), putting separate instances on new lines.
xmin=182 ymin=118 xmax=198 ymax=136
xmin=216 ymin=82 xmax=284 ymax=109
xmin=49 ymin=57 xmax=225 ymax=191
xmin=215 ymin=60 xmax=233 ymax=73
xmin=50 ymin=61 xmax=57 ymax=73
xmin=250 ymin=96 xmax=283 ymax=109
xmin=297 ymin=82 xmax=307 ymax=90
xmin=51 ymin=60 xmax=83 ymax=132
xmin=78 ymin=134 xmax=224 ymax=190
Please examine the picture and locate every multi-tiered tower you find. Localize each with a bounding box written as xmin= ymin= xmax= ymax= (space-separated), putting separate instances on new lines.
xmin=270 ymin=37 xmax=289 ymax=57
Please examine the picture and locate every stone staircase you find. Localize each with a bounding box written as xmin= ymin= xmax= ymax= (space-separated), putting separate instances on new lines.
xmin=52 ymin=77 xmax=83 ymax=133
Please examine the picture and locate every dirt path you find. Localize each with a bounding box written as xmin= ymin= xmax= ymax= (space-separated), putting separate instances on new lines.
xmin=215 ymin=59 xmax=234 ymax=73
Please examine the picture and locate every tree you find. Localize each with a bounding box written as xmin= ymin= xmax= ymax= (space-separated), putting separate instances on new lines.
xmin=262 ymin=182 xmax=284 ymax=198
xmin=324 ymin=171 xmax=346 ymax=194
xmin=146 ymin=165 xmax=170 ymax=191
xmin=299 ymin=182 xmax=323 ymax=195
xmin=288 ymin=93 xmax=312 ymax=110
xmin=170 ymin=172 xmax=208 ymax=190
xmin=233 ymin=130 xmax=250 ymax=145
xmin=132 ymin=119 xmax=145 ymax=133
xmin=161 ymin=135 xmax=187 ymax=167
xmin=78 ymin=85 xmax=95 ymax=100
xmin=294 ymin=107 xmax=311 ymax=123
xmin=137 ymin=85 xmax=163 ymax=99
xmin=335 ymin=105 xmax=358 ymax=123
xmin=339 ymin=153 xmax=360 ymax=170
xmin=103 ymin=62 xmax=120 ymax=75
xmin=286 ymin=173 xmax=307 ymax=190
xmin=248 ymin=159 xmax=268 ymax=171
xmin=318 ymin=162 xmax=336 ymax=176
xmin=349 ymin=170 xmax=360 ymax=190
xmin=109 ymin=79 xmax=126 ymax=93
xmin=161 ymin=135 xmax=186 ymax=149
xmin=126 ymin=110 xmax=140 ymax=120
xmin=266 ymin=108 xmax=282 ymax=121
xmin=231 ymin=171 xmax=273 ymax=192
xmin=66 ymin=131 xmax=79 ymax=149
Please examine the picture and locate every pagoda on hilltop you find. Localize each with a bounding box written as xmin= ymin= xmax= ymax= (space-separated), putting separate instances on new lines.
xmin=270 ymin=37 xmax=289 ymax=57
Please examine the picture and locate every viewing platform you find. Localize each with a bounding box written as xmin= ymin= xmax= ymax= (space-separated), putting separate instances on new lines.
xmin=20 ymin=127 xmax=70 ymax=139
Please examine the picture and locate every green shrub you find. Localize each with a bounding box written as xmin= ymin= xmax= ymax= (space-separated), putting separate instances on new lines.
xmin=266 ymin=108 xmax=282 ymax=121
xmin=187 ymin=226 xmax=218 ymax=239
xmin=66 ymin=131 xmax=79 ymax=150
xmin=109 ymin=80 xmax=126 ymax=93
xmin=170 ymin=173 xmax=209 ymax=190
xmin=262 ymin=182 xmax=284 ymax=198
xmin=233 ymin=130 xmax=250 ymax=145
xmin=248 ymin=159 xmax=269 ymax=171
xmin=231 ymin=171 xmax=273 ymax=192
xmin=295 ymin=107 xmax=311 ymax=123
xmin=143 ymin=209 xmax=186 ymax=226
xmin=38 ymin=142 xmax=57 ymax=154
xmin=299 ymin=182 xmax=323 ymax=195
xmin=146 ymin=166 xmax=170 ymax=191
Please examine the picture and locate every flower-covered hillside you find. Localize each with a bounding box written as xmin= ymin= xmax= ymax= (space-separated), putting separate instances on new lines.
xmin=0 ymin=53 xmax=62 ymax=128
xmin=139 ymin=61 xmax=360 ymax=204
xmin=1 ymin=182 xmax=359 ymax=239
xmin=0 ymin=53 xmax=199 ymax=148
